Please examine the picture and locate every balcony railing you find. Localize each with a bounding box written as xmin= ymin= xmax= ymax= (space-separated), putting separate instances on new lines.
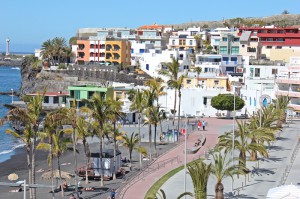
xmin=276 ymin=90 xmax=300 ymax=98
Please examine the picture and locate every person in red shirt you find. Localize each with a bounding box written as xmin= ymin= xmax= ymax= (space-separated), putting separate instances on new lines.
xmin=197 ymin=121 xmax=202 ymax=131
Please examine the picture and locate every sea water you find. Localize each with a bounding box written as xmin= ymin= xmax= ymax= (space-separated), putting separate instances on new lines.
xmin=0 ymin=67 xmax=24 ymax=163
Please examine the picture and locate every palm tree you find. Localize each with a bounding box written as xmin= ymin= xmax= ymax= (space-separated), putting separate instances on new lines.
xmin=274 ymin=96 xmax=290 ymax=128
xmin=167 ymin=75 xmax=185 ymax=135
xmin=76 ymin=116 xmax=92 ymax=184
xmin=38 ymin=128 xmax=73 ymax=197
xmin=122 ymin=133 xmax=139 ymax=168
xmin=41 ymin=39 xmax=54 ymax=65
xmin=83 ymin=93 xmax=112 ymax=186
xmin=37 ymin=111 xmax=65 ymax=199
xmin=159 ymin=58 xmax=179 ymax=135
xmin=194 ymin=67 xmax=202 ymax=87
xmin=107 ymin=99 xmax=123 ymax=179
xmin=144 ymin=106 xmax=161 ymax=152
xmin=129 ymin=89 xmax=144 ymax=167
xmin=148 ymin=189 xmax=193 ymax=199
xmin=218 ymin=120 xmax=268 ymax=169
xmin=4 ymin=94 xmax=44 ymax=199
xmin=187 ymin=160 xmax=212 ymax=199
xmin=211 ymin=149 xmax=242 ymax=199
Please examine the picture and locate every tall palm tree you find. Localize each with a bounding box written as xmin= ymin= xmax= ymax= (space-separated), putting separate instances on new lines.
xmin=122 ymin=133 xmax=139 ymax=168
xmin=194 ymin=67 xmax=202 ymax=87
xmin=274 ymin=96 xmax=290 ymax=128
xmin=187 ymin=160 xmax=212 ymax=199
xmin=4 ymin=94 xmax=44 ymax=199
xmin=218 ymin=120 xmax=268 ymax=169
xmin=37 ymin=111 xmax=65 ymax=199
xmin=76 ymin=116 xmax=92 ymax=184
xmin=159 ymin=58 xmax=179 ymax=136
xmin=39 ymin=128 xmax=73 ymax=197
xmin=211 ymin=149 xmax=242 ymax=199
xmin=83 ymin=93 xmax=112 ymax=186
xmin=129 ymin=89 xmax=144 ymax=167
xmin=107 ymin=99 xmax=123 ymax=179
xmin=143 ymin=88 xmax=156 ymax=159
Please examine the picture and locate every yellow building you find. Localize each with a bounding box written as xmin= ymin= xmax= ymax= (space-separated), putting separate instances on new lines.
xmin=182 ymin=76 xmax=228 ymax=89
xmin=105 ymin=40 xmax=131 ymax=65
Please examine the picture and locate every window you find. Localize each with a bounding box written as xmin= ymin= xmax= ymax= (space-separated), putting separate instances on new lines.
xmin=223 ymin=57 xmax=229 ymax=61
xmin=131 ymin=49 xmax=134 ymax=53
xmin=266 ymin=46 xmax=272 ymax=49
xmin=189 ymin=40 xmax=193 ymax=45
xmin=146 ymin=64 xmax=149 ymax=70
xmin=234 ymin=38 xmax=239 ymax=42
xmin=222 ymin=37 xmax=228 ymax=42
xmin=254 ymin=68 xmax=260 ymax=77
xmin=247 ymin=47 xmax=256 ymax=52
xmin=186 ymin=79 xmax=191 ymax=84
xmin=278 ymin=38 xmax=284 ymax=42
xmin=179 ymin=40 xmax=182 ymax=45
xmin=203 ymin=97 xmax=207 ymax=105
xmin=231 ymin=57 xmax=237 ymax=61
xmin=267 ymin=38 xmax=273 ymax=41
xmin=231 ymin=47 xmax=239 ymax=54
xmin=272 ymin=69 xmax=278 ymax=74
xmin=53 ymin=97 xmax=59 ymax=104
xmin=139 ymin=49 xmax=145 ymax=53
xmin=170 ymin=54 xmax=174 ymax=58
xmin=276 ymin=46 xmax=282 ymax=49
xmin=214 ymin=80 xmax=219 ymax=85
xmin=220 ymin=46 xmax=227 ymax=54
xmin=172 ymin=40 xmax=175 ymax=45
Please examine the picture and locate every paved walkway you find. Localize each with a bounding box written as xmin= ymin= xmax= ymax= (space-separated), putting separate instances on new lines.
xmin=161 ymin=120 xmax=300 ymax=199
xmin=118 ymin=117 xmax=233 ymax=199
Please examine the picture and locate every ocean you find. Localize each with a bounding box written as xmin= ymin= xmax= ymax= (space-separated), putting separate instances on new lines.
xmin=0 ymin=67 xmax=23 ymax=163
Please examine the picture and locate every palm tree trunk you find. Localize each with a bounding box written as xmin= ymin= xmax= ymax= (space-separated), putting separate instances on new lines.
xmin=58 ymin=156 xmax=64 ymax=197
xmin=99 ymin=135 xmax=104 ymax=186
xmin=250 ymin=139 xmax=258 ymax=161
xmin=26 ymin=144 xmax=33 ymax=199
xmin=149 ymin=124 xmax=152 ymax=160
xmin=173 ymin=89 xmax=177 ymax=142
xmin=215 ymin=182 xmax=224 ymax=199
xmin=72 ymin=130 xmax=79 ymax=198
xmin=195 ymin=189 xmax=207 ymax=199
xmin=177 ymin=91 xmax=182 ymax=142
xmin=49 ymin=139 xmax=55 ymax=199
xmin=138 ymin=113 xmax=142 ymax=167
xmin=154 ymin=124 xmax=157 ymax=152
xmin=83 ymin=139 xmax=89 ymax=184
xmin=239 ymin=151 xmax=247 ymax=170
xmin=113 ymin=122 xmax=117 ymax=180
xmin=31 ymin=136 xmax=37 ymax=199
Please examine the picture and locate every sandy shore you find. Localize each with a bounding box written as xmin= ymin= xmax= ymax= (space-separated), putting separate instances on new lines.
xmin=0 ymin=138 xmax=176 ymax=199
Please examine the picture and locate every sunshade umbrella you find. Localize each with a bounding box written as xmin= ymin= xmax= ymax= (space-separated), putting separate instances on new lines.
xmin=41 ymin=169 xmax=74 ymax=180
xmin=267 ymin=184 xmax=300 ymax=198
xmin=8 ymin=173 xmax=19 ymax=181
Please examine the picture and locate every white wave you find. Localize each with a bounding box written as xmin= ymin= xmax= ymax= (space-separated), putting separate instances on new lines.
xmin=0 ymin=143 xmax=25 ymax=155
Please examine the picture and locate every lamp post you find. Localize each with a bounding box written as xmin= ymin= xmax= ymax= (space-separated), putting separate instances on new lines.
xmin=231 ymin=84 xmax=240 ymax=193
xmin=183 ymin=117 xmax=187 ymax=198
xmin=11 ymin=88 xmax=14 ymax=104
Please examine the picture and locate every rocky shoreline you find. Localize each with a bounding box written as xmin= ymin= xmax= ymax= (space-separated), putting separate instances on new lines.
xmin=0 ymin=60 xmax=22 ymax=67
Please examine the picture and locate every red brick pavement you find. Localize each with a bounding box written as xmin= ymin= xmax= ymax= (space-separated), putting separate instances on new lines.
xmin=120 ymin=118 xmax=232 ymax=199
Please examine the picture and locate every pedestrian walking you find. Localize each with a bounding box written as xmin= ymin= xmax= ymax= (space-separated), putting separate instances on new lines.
xmin=197 ymin=121 xmax=202 ymax=131
xmin=110 ymin=189 xmax=116 ymax=199
xmin=202 ymin=120 xmax=206 ymax=131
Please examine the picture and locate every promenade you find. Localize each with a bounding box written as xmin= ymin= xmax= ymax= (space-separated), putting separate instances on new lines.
xmin=161 ymin=120 xmax=300 ymax=199
xmin=119 ymin=117 xmax=233 ymax=199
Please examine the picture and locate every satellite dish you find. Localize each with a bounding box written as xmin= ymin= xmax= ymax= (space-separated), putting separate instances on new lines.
xmin=259 ymin=94 xmax=271 ymax=107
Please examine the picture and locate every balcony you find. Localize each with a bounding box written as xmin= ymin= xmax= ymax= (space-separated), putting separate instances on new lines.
xmin=276 ymin=90 xmax=300 ymax=98
xmin=288 ymin=104 xmax=300 ymax=111
xmin=276 ymin=78 xmax=300 ymax=85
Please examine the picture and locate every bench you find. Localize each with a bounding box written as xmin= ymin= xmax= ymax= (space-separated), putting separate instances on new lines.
xmin=185 ymin=146 xmax=201 ymax=154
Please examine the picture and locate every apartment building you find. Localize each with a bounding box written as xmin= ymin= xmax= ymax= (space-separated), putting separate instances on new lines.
xmin=275 ymin=57 xmax=300 ymax=112
xmin=168 ymin=27 xmax=203 ymax=52
xmin=219 ymin=32 xmax=240 ymax=55
xmin=238 ymin=26 xmax=300 ymax=62
xmin=76 ymin=28 xmax=132 ymax=65
xmin=209 ymin=27 xmax=231 ymax=52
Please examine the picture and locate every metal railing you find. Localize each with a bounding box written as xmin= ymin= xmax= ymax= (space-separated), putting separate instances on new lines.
xmin=116 ymin=155 xmax=180 ymax=199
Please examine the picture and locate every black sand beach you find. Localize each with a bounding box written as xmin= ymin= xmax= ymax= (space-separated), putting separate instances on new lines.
xmin=0 ymin=139 xmax=176 ymax=199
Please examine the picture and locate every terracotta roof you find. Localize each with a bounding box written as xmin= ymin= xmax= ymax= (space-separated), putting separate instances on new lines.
xmin=137 ymin=24 xmax=164 ymax=30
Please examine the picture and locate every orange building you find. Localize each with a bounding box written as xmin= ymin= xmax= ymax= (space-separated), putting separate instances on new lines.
xmin=76 ymin=39 xmax=131 ymax=66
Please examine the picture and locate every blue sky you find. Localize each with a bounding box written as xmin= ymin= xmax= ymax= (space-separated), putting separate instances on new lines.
xmin=0 ymin=0 xmax=299 ymax=52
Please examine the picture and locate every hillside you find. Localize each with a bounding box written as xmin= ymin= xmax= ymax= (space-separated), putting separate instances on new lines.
xmin=173 ymin=14 xmax=300 ymax=29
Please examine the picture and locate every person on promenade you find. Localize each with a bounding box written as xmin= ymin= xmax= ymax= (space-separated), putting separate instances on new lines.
xmin=197 ymin=120 xmax=202 ymax=131
xmin=202 ymin=120 xmax=207 ymax=131
xmin=110 ymin=189 xmax=116 ymax=199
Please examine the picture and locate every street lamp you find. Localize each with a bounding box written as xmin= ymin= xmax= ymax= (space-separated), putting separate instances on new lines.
xmin=11 ymin=88 xmax=14 ymax=104
xmin=231 ymin=84 xmax=241 ymax=193
xmin=183 ymin=116 xmax=187 ymax=198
